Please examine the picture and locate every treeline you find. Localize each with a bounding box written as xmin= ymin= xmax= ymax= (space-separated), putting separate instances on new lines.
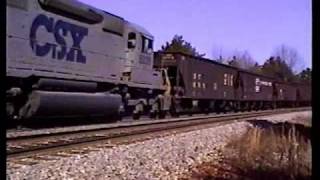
xmin=160 ymin=35 xmax=311 ymax=84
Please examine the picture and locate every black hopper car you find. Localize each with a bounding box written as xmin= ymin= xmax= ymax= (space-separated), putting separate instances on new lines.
xmin=154 ymin=52 xmax=311 ymax=115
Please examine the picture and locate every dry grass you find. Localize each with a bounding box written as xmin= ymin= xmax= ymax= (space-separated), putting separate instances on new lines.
xmin=180 ymin=120 xmax=311 ymax=180
xmin=225 ymin=123 xmax=311 ymax=180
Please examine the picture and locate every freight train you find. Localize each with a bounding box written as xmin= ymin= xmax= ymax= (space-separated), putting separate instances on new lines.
xmin=6 ymin=0 xmax=311 ymax=123
xmin=154 ymin=52 xmax=311 ymax=115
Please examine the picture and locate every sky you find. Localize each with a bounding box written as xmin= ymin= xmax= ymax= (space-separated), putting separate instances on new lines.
xmin=79 ymin=0 xmax=311 ymax=70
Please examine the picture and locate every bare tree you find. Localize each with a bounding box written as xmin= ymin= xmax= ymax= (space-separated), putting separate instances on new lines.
xmin=261 ymin=56 xmax=296 ymax=82
xmin=272 ymin=44 xmax=302 ymax=73
xmin=228 ymin=50 xmax=257 ymax=70
xmin=211 ymin=45 xmax=229 ymax=64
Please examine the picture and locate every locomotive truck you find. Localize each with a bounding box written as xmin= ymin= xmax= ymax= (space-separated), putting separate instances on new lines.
xmin=6 ymin=0 xmax=311 ymax=123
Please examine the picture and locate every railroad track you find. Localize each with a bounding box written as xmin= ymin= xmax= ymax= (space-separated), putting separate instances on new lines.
xmin=7 ymin=107 xmax=310 ymax=163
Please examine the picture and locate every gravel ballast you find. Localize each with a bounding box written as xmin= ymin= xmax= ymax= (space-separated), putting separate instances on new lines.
xmin=7 ymin=111 xmax=311 ymax=180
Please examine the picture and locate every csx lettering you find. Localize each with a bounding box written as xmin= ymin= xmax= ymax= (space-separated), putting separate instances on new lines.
xmin=30 ymin=14 xmax=88 ymax=63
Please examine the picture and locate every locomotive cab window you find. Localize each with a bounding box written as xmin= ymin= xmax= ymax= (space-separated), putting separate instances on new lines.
xmin=128 ymin=32 xmax=136 ymax=49
xmin=141 ymin=36 xmax=153 ymax=54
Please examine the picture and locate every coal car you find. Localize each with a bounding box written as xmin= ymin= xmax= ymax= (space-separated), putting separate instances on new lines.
xmin=155 ymin=52 xmax=311 ymax=115
xmin=154 ymin=52 xmax=241 ymax=114
xmin=295 ymin=83 xmax=312 ymax=106
xmin=236 ymin=70 xmax=276 ymax=110
xmin=275 ymin=82 xmax=297 ymax=108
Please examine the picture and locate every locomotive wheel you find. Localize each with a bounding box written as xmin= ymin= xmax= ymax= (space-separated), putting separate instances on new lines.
xmin=133 ymin=102 xmax=144 ymax=120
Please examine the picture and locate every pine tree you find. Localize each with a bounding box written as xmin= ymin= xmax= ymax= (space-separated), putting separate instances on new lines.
xmin=160 ymin=35 xmax=205 ymax=57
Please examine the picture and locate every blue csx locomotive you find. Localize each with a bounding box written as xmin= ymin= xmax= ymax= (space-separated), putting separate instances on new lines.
xmin=6 ymin=0 xmax=311 ymax=123
xmin=7 ymin=0 xmax=166 ymax=121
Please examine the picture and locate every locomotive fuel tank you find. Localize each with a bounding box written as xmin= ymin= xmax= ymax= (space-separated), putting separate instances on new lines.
xmin=19 ymin=91 xmax=122 ymax=120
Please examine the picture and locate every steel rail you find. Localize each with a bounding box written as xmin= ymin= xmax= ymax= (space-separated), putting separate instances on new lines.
xmin=7 ymin=107 xmax=310 ymax=140
xmin=7 ymin=107 xmax=310 ymax=159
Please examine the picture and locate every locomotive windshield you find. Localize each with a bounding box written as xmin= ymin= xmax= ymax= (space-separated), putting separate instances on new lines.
xmin=128 ymin=32 xmax=136 ymax=49
xmin=141 ymin=36 xmax=153 ymax=54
